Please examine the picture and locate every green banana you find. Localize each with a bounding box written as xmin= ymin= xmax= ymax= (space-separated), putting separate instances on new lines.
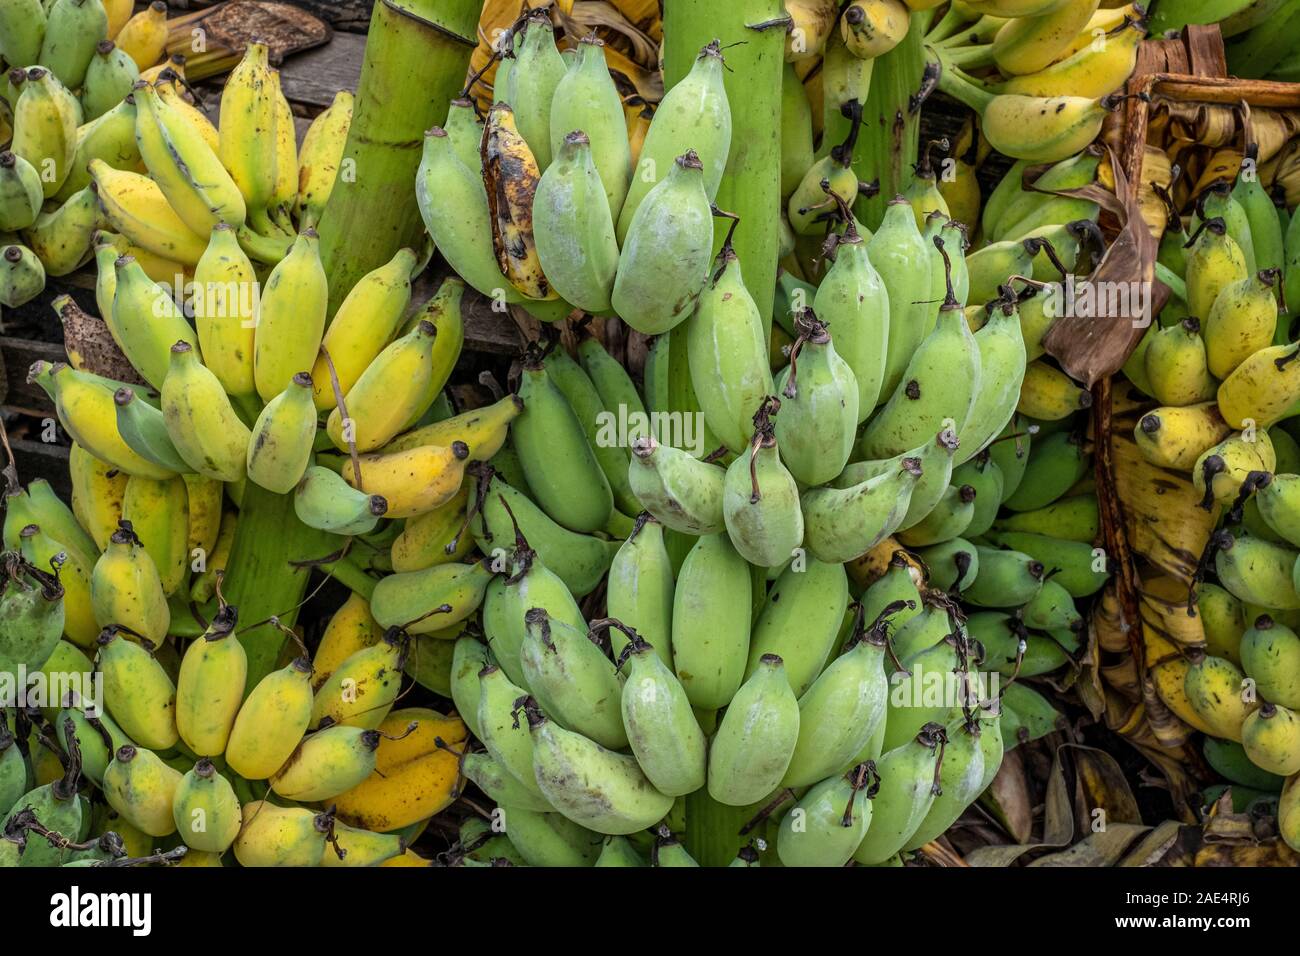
xmin=0 ymin=551 xmax=64 ymax=673
xmin=606 ymin=515 xmax=675 ymax=672
xmin=293 ymin=465 xmax=388 ymax=537
xmin=519 ymin=608 xmax=626 ymax=750
xmin=1001 ymin=429 xmax=1090 ymax=512
xmin=953 ymin=455 xmax=1004 ymax=538
xmin=449 ymin=636 xmax=493 ymax=741
xmin=113 ymin=386 xmax=191 ymax=475
xmin=1240 ymin=615 xmax=1300 ymax=709
xmin=80 ymin=40 xmax=137 ymax=121
xmin=0 ymin=151 xmax=44 ymax=231
xmin=903 ymin=713 xmax=988 ymax=850
xmin=918 ymin=537 xmax=980 ymax=592
xmin=852 ymin=722 xmax=945 ymax=865
xmin=868 ymin=197 xmax=933 ymax=399
xmin=102 ymin=743 xmax=180 ymax=838
xmin=722 ymin=397 xmax=803 ymax=568
xmin=801 ymin=456 xmax=923 ymax=564
xmin=777 ymin=763 xmax=876 ymax=867
xmin=172 ymin=758 xmax=240 ymax=853
xmin=505 ymin=10 xmax=565 ymax=171
xmin=774 ymin=309 xmax=859 ymax=484
xmin=23 ymin=182 xmax=100 ymax=275
xmin=3 ymin=722 xmax=83 ymax=865
xmin=962 ymin=545 xmax=1045 ymax=606
xmin=957 ymin=290 xmax=1027 ymax=463
xmin=984 ymin=528 xmax=1109 ymax=597
xmin=533 ymin=131 xmax=619 ymax=312
xmin=708 ymin=653 xmax=801 ymax=806
xmin=370 ymin=559 xmax=494 ymax=635
xmin=462 ymin=750 xmax=553 ymax=813
xmin=1215 ymin=532 xmax=1300 ymax=610
xmin=246 ymin=372 xmax=316 ymax=494
xmin=498 ymin=805 xmax=600 ymax=866
xmin=671 ymin=531 xmax=751 ymax=710
xmin=549 ymin=36 xmax=632 ymax=220
xmin=477 ymin=664 xmax=548 ymax=801
xmin=160 ymin=342 xmax=251 ymax=482
xmin=842 ymin=429 xmax=963 ymax=533
xmin=746 ymin=557 xmax=850 ymax=698
xmin=627 ymin=436 xmax=725 ymax=535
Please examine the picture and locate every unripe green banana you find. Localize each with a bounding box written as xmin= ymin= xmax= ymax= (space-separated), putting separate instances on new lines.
xmin=606 ymin=515 xmax=675 ymax=672
xmin=869 ymin=197 xmax=933 ymax=399
xmin=627 ymin=436 xmax=725 ymax=535
xmin=1214 ymin=531 xmax=1300 ymax=609
xmin=860 ymin=243 xmax=982 ymax=458
xmin=594 ymin=834 xmax=646 ymax=867
xmin=175 ymin=603 xmax=245 ymax=756
xmin=1022 ymin=577 xmax=1083 ymax=630
xmin=161 ymin=341 xmax=251 ymax=482
xmin=370 ymin=559 xmax=493 ymax=635
xmin=542 ymin=343 xmax=638 ymax=517
xmin=671 ymin=532 xmax=751 ymax=710
xmin=523 ymin=701 xmax=673 ymax=836
xmin=917 ymin=537 xmax=980 ymax=592
xmin=992 ymin=491 xmax=1097 ymax=542
xmin=958 ymin=291 xmax=1027 ymax=463
xmin=112 ymin=386 xmax=189 ymax=475
xmin=172 ymin=758 xmax=240 ymax=853
xmin=777 ymin=762 xmax=877 ymax=867
xmin=1240 ymin=615 xmax=1300 ymax=710
xmin=882 ymin=627 xmax=970 ymax=751
xmin=903 ymin=714 xmax=986 ymax=850
xmin=1197 ymin=183 xmax=1256 ymax=276
xmin=1257 ymin=474 xmax=1300 ymax=548
xmin=520 ymin=608 xmax=626 ymax=749
xmin=708 ymin=653 xmax=802 ymax=807
xmin=1002 ymin=429 xmax=1090 ymax=512
xmin=102 ymin=744 xmax=181 ymax=837
xmin=104 ymin=254 xmax=195 ymax=390
xmin=774 ymin=310 xmax=859 ymax=484
xmin=498 ymin=805 xmax=600 ymax=867
xmin=512 ymin=348 xmax=613 ymax=533
xmin=39 ymin=0 xmax=108 ymax=92
xmin=962 ymin=545 xmax=1045 ymax=606
xmin=0 ymin=243 xmax=45 ymax=307
xmin=449 ymin=637 xmax=492 ymax=741
xmin=722 ymin=398 xmax=803 ymax=568
xmin=463 ymin=750 xmax=553 ymax=813
xmin=612 ymin=151 xmax=715 ymax=334
xmin=1241 ymin=701 xmax=1300 ymax=776
xmin=612 ymin=623 xmax=706 ymax=796
xmin=23 ymin=181 xmax=100 ymax=275
xmin=953 ymin=455 xmax=1004 ymax=538
xmin=549 ymin=36 xmax=631 ymax=220
xmin=533 ymin=131 xmax=619 ymax=313
xmin=616 ymin=41 xmax=730 ymax=242
xmin=814 ymin=218 xmax=888 ymax=419
xmin=787 ymin=150 xmax=859 ymax=236
xmin=506 ymin=10 xmax=565 ymax=171
xmin=984 ymin=528 xmax=1108 ymax=597
xmin=7 ymin=478 xmax=95 ymax=572
xmin=843 ymin=428 xmax=963 ymax=533
xmin=852 ymin=722 xmax=945 ymax=865
xmin=782 ymin=605 xmax=898 ymax=788
xmin=247 ymin=372 xmax=317 ymax=494
xmin=746 ymin=558 xmax=850 ymax=698
xmin=90 ymin=521 xmax=168 ymax=644
xmin=481 ymin=519 xmax=585 ymax=690
xmin=80 ymin=40 xmax=137 ymax=121
xmin=0 ymin=151 xmax=44 ymax=231
xmin=969 ymin=611 xmax=1068 ymax=677
xmin=95 ymin=627 xmax=177 ymax=749
xmin=477 ymin=664 xmax=549 ymax=801
xmin=0 ymin=0 xmax=46 ymax=68
xmin=994 ymin=150 xmax=1101 ymax=242
xmin=688 ymin=243 xmax=776 ymax=454
xmin=294 ymin=465 xmax=387 ymax=537
xmin=801 ymin=456 xmax=923 ymax=564
xmin=0 ymin=550 xmax=63 ymax=676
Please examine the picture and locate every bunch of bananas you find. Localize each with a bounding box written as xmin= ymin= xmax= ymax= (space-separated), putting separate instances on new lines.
xmin=1119 ymin=140 xmax=1300 ymax=850
xmin=0 ymin=0 xmax=221 ymax=312
xmin=923 ymin=0 xmax=1148 ymax=162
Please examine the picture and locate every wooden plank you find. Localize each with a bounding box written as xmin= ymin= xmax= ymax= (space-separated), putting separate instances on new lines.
xmin=0 ymin=337 xmax=63 ymax=417
xmin=278 ymin=31 xmax=365 ymax=107
xmin=168 ymin=0 xmax=373 ymax=33
xmin=10 ymin=439 xmax=72 ymax=498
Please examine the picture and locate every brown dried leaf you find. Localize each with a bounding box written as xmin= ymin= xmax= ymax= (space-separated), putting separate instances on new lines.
xmin=57 ymin=295 xmax=147 ymax=386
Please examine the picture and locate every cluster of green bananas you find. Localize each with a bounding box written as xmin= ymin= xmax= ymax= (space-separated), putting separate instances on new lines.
xmin=1117 ymin=132 xmax=1300 ymax=852
xmin=0 ymin=0 xmax=188 ymax=313
xmin=923 ymin=0 xmax=1147 ymax=163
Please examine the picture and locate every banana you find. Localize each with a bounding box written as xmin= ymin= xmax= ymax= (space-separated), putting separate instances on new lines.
xmin=785 ymin=0 xmax=839 ymax=60
xmin=955 ymin=455 xmax=1004 ymax=538
xmin=958 ymin=292 xmax=1028 ymax=461
xmin=80 ymin=40 xmax=137 ymax=121
xmin=1240 ymin=615 xmax=1300 ymax=709
xmin=267 ymin=69 xmax=296 ymax=229
xmin=1242 ymin=702 xmax=1300 ymax=776
xmin=1203 ymin=268 xmax=1281 ymax=380
xmin=512 ymin=349 xmax=612 ymax=532
xmin=1258 ymin=474 xmax=1300 ymax=548
xmin=962 ymin=544 xmax=1045 ymax=606
xmin=1003 ymin=428 xmax=1090 ymax=511
xmin=90 ymin=521 xmax=168 ymax=643
xmin=897 ymin=481 xmax=978 ymax=546
xmin=852 ymin=723 xmax=945 ymax=864
xmin=310 ymin=247 xmax=415 ymax=410
xmin=994 ymin=153 xmax=1102 ymax=245
xmin=612 ymin=151 xmax=715 ymax=334
xmin=804 ymin=456 xmax=924 ymax=563
xmin=476 ymin=664 xmax=550 ymax=801
xmin=1134 ymin=402 xmax=1232 ymax=471
xmin=218 ymin=42 xmax=278 ymax=236
xmin=187 ymin=222 xmax=257 ymax=399
xmin=442 ymin=96 xmax=483 ymax=173
xmin=120 ymin=473 xmax=187 ymax=595
xmin=1218 ymin=341 xmax=1300 ymax=429
xmin=295 ymin=89 xmax=352 ymax=229
xmin=386 ymin=395 xmax=520 ymax=460
xmin=1234 ymin=143 xmax=1284 ymax=275
xmin=91 ymin=160 xmax=205 ymax=266
xmin=617 ymin=40 xmax=730 ymax=242
xmin=964 ymin=0 xmax=1069 ymax=14
xmin=1018 ymin=358 xmax=1092 ymax=419
xmin=522 ymin=701 xmax=673 ymax=836
xmin=549 ymin=35 xmax=632 ymax=220
xmin=782 ymin=606 xmax=896 ymax=787
xmin=101 ymin=744 xmax=181 ymax=838
xmin=788 ymin=146 xmax=860 ymax=236
xmin=505 ymin=9 xmax=565 ymax=173
xmin=0 ymin=549 xmax=65 ymax=675
xmin=493 ymin=806 xmax=602 ymax=867
xmin=232 ymin=802 xmax=332 ymax=867
xmin=269 ymin=723 xmax=394 ymax=802
xmin=996 ymin=15 xmax=1144 ymax=99
xmin=670 ymin=531 xmax=752 ymax=710
xmin=1197 ymin=183 xmax=1256 ymax=276
xmin=628 ymin=435 xmax=726 ymax=535
xmin=370 ymin=557 xmax=492 ymax=637
xmin=1182 ymin=649 xmax=1256 ymax=742
xmin=602 ymin=516 xmax=674 ymax=672
xmin=993 ymin=0 xmax=1102 ymax=76
xmin=842 ymin=0 xmax=910 ymax=57
xmin=481 ymin=101 xmax=552 ymax=301
xmin=773 ymin=310 xmax=859 ymax=484
xmin=12 ymin=67 xmax=78 ymax=199
xmin=173 ymin=602 xmax=245 ymax=755
xmin=1215 ymin=532 xmax=1300 ymax=609
xmin=326 ymin=321 xmax=438 ymax=453
xmin=106 ymin=254 xmax=199 ymax=389
xmin=390 ymin=486 xmax=471 ymax=573
xmin=1186 ymin=217 xmax=1250 ymax=319
xmin=859 ymin=246 xmax=982 ymax=458
xmin=224 ymin=656 xmax=314 ymax=779
xmin=113 ymin=385 xmax=190 ymax=474
xmin=517 ymin=608 xmax=625 ymax=748
xmin=708 ymin=652 xmax=801 ymax=805
xmin=321 ymin=820 xmax=405 ymax=868
xmin=986 ymin=528 xmax=1108 ymax=595
xmin=309 ymin=630 xmax=409 ymax=730
xmin=396 ymin=279 xmax=464 ymax=431
xmin=114 ymin=0 xmax=165 ymax=69
xmin=95 ymin=626 xmax=177 ymax=749
xmin=68 ymin=441 xmax=127 ymax=550
xmin=532 ymin=131 xmax=619 ymax=313
xmin=23 ymin=181 xmax=100 ymax=275
xmin=1193 ymin=431 xmax=1276 ymax=507
xmin=172 ymin=758 xmax=240 ymax=853
xmin=338 ymin=441 xmax=469 ymax=521
xmin=0 ymin=151 xmax=44 ymax=231
xmin=722 ymin=398 xmax=804 ymax=567
xmin=161 ymin=341 xmax=252 ymax=482
xmin=0 ymin=0 xmax=46 ymax=68
xmin=866 ymin=198 xmax=932 ymax=401
xmin=294 ymin=464 xmax=387 ymax=536
xmin=30 ymin=361 xmax=175 ymax=479
xmin=253 ymin=229 xmax=327 ymax=402
xmin=991 ymin=489 xmax=1096 ymax=541
xmin=0 ymin=243 xmax=42 ymax=307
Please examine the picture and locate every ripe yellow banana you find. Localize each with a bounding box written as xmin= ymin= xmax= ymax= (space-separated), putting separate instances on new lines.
xmin=247 ymin=372 xmax=318 ymax=494
xmin=268 ymin=69 xmax=297 ymax=230
xmin=313 ymin=591 xmax=382 ymax=689
xmin=90 ymin=521 xmax=169 ymax=643
xmin=120 ymin=473 xmax=189 ymax=596
xmin=295 ymin=90 xmax=352 ymax=229
xmin=1133 ymin=402 xmax=1233 ymax=471
xmin=326 ymin=320 xmax=439 ymax=453
xmin=785 ymin=0 xmax=839 ymax=62
xmin=311 ymin=633 xmax=405 ymax=729
xmin=23 ymin=183 xmax=101 ymax=276
xmin=95 ymin=627 xmax=178 ymax=750
xmin=192 ymin=222 xmax=258 ymax=400
xmin=56 ymin=96 xmax=142 ymax=202
xmin=102 ymin=744 xmax=182 ymax=837
xmin=232 ymin=801 xmax=332 ymax=867
xmin=69 ymin=440 xmax=128 ymax=550
xmin=156 ymin=70 xmax=220 ymax=154
xmin=1218 ymin=343 xmax=1300 ymax=429
xmin=340 ymin=442 xmax=471 ymax=519
xmin=311 ymin=246 xmax=416 ymax=410
xmin=114 ymin=1 xmax=167 ymax=70
xmin=993 ymin=0 xmax=1103 ymax=76
xmin=996 ymin=15 xmax=1144 ymax=98
xmin=254 ymin=229 xmax=327 ymax=402
xmin=90 ymin=159 xmax=207 ymax=266
xmin=1017 ymin=359 xmax=1092 ymax=419
xmin=161 ymin=341 xmax=252 ymax=482
xmin=175 ymin=603 xmax=246 ymax=755
xmin=384 ymin=394 xmax=523 ymax=460
xmin=841 ymin=0 xmax=911 ymax=59
xmin=218 ymin=42 xmax=278 ymax=237
xmin=389 ymin=485 xmax=473 ymax=573
xmin=225 ymin=657 xmax=315 ymax=780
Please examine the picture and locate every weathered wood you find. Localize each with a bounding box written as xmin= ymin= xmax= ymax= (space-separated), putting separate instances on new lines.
xmin=277 ymin=31 xmax=365 ymax=107
xmin=169 ymin=0 xmax=373 ymax=33
xmin=9 ymin=439 xmax=71 ymax=498
xmin=0 ymin=337 xmax=63 ymax=416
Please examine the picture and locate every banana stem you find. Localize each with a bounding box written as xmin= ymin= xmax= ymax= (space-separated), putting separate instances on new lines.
xmin=942 ymin=42 xmax=995 ymax=69
xmin=315 ymin=0 xmax=481 ymax=314
xmin=924 ymin=4 xmax=975 ymax=44
xmin=932 ymin=52 xmax=996 ymax=114
xmin=662 ymin=0 xmax=785 ymax=336
xmin=1153 ymin=261 xmax=1188 ymax=302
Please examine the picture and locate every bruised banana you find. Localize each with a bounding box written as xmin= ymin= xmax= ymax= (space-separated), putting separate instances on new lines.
xmin=483 ymin=102 xmax=553 ymax=301
xmin=628 ymin=436 xmax=725 ymax=535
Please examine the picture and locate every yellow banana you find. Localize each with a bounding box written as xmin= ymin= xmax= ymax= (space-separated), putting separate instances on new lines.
xmin=247 ymin=372 xmax=318 ymax=494
xmin=389 ymin=485 xmax=473 ymax=573
xmin=340 ymin=442 xmax=471 ymax=519
xmin=175 ymin=603 xmax=246 ymax=756
xmin=1145 ymin=318 xmax=1218 ymax=408
xmin=1184 ymin=650 xmax=1255 ymax=742
xmin=95 ymin=627 xmax=178 ymax=750
xmin=155 ymin=74 xmax=219 ymax=158
xmin=295 ymin=89 xmax=352 ymax=229
xmin=310 ymin=633 xmax=405 ymax=730
xmin=217 ymin=42 xmax=278 ymax=236
xmin=321 ymin=821 xmax=405 ymax=868
xmin=23 ymin=183 xmax=102 ymax=276
xmin=232 ymin=801 xmax=332 ymax=867
xmin=268 ymin=69 xmax=297 ymax=229
xmin=107 ymin=253 xmax=199 ymax=389
xmin=103 ymin=0 xmax=132 ymax=39
xmin=1016 ymin=359 xmax=1092 ymax=420
xmin=102 ymin=744 xmax=182 ymax=837
xmin=1242 ymin=703 xmax=1300 ymax=777
xmin=90 ymin=521 xmax=170 ymax=644
xmin=11 ymin=67 xmax=78 ymax=200
xmin=56 ymin=96 xmax=141 ymax=202
xmin=483 ymin=102 xmax=554 ymax=300
xmin=1193 ymin=431 xmax=1276 ymax=508
xmin=69 ymin=440 xmax=128 ymax=550
xmin=191 ymin=222 xmax=258 ymax=400
xmin=326 ymin=320 xmax=439 ymax=453
xmin=270 ymin=724 xmax=395 ymax=802
xmin=253 ymin=229 xmax=327 ymax=402
xmin=90 ymin=159 xmax=207 ymax=266
xmin=396 ymin=278 xmax=464 ymax=430
xmin=139 ymin=52 xmax=186 ymax=86
xmin=384 ymin=395 xmax=523 ymax=460
xmin=313 ymin=591 xmax=383 ymax=690
xmin=784 ymin=0 xmax=839 ymax=62
xmin=1218 ymin=342 xmax=1300 ymax=430
xmin=311 ymin=247 xmax=416 ymax=410
xmin=332 ymin=707 xmax=466 ymax=832
xmin=114 ymin=1 xmax=167 ymax=70
xmin=120 ymin=473 xmax=189 ymax=596
xmin=189 ymin=507 xmax=235 ymax=604
xmin=996 ymin=16 xmax=1145 ymax=98
xmin=1203 ymin=269 xmax=1281 ymax=380
xmin=841 ymin=0 xmax=911 ymax=59
xmin=993 ymin=0 xmax=1103 ymax=76
xmin=1134 ymin=402 xmax=1233 ymax=472
xmin=225 ymin=657 xmax=315 ymax=780
xmin=184 ymin=474 xmax=222 ymax=563
xmin=161 ymin=341 xmax=253 ymax=482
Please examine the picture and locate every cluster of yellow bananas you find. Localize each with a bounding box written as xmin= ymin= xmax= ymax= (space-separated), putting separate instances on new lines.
xmin=1119 ymin=141 xmax=1300 ymax=850
xmin=923 ymin=0 xmax=1147 ymax=163
xmin=0 ymin=1 xmax=209 ymax=312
